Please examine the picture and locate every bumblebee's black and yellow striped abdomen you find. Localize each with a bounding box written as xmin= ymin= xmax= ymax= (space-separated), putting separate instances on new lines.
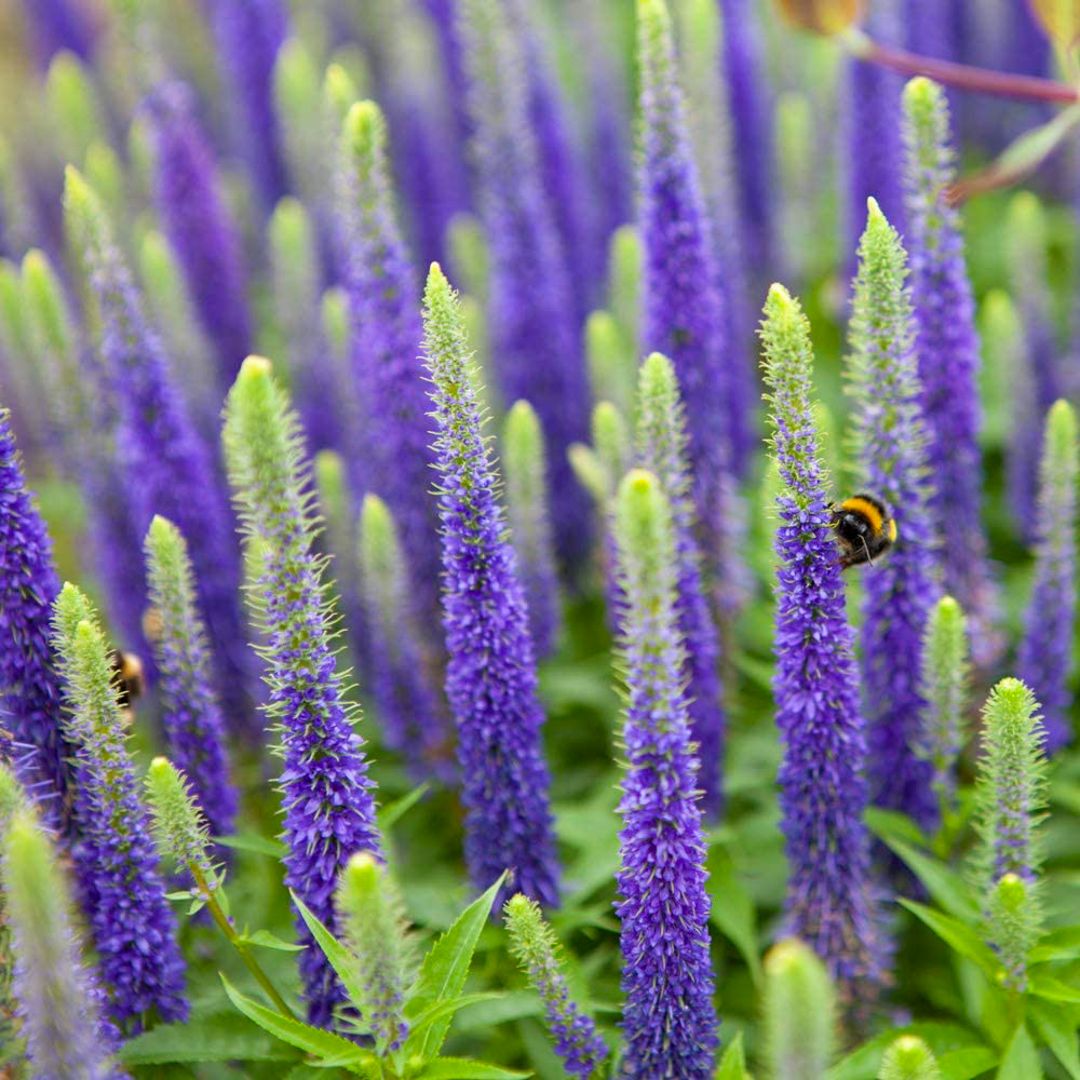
xmin=830 ymin=494 xmax=898 ymax=569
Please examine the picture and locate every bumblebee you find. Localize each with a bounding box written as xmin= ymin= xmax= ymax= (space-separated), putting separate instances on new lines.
xmin=830 ymin=494 xmax=897 ymax=569
xmin=109 ymin=648 xmax=146 ymax=711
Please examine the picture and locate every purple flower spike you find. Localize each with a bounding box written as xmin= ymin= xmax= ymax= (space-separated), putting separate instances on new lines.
xmin=224 ymin=356 xmax=384 ymax=1028
xmin=0 ymin=410 xmax=74 ymax=833
xmin=637 ymin=0 xmax=745 ymax=516
xmin=459 ymin=0 xmax=591 ymax=567
xmin=759 ymin=283 xmax=885 ymax=999
xmin=209 ymin=0 xmax=289 ymax=207
xmin=2 ymin=809 xmax=119 ymax=1079
xmin=846 ymin=200 xmax=940 ymax=833
xmin=422 ymin=264 xmax=560 ymax=910
xmin=634 ymin=354 xmax=726 ymax=820
xmin=63 ymin=167 xmax=253 ymax=737
xmin=612 ymin=469 xmax=718 ymax=1079
xmin=718 ymin=0 xmax=773 ymax=272
xmin=1018 ymin=401 xmax=1078 ymax=754
xmin=144 ymin=515 xmax=238 ymax=838
xmin=145 ymin=81 xmax=252 ymax=381
xmin=338 ymin=101 xmax=441 ymax=624
xmin=52 ymin=584 xmax=188 ymax=1031
xmin=902 ymin=77 xmax=1000 ymax=666
xmin=845 ymin=2 xmax=905 ymax=244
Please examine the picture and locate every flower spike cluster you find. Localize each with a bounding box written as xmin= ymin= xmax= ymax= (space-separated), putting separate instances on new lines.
xmin=2 ymin=808 xmax=119 ymax=1077
xmin=339 ymin=100 xmax=440 ymax=619
xmin=1017 ymin=400 xmax=1078 ymax=754
xmin=459 ymin=0 xmax=591 ymax=565
xmin=143 ymin=515 xmax=238 ymax=838
xmin=51 ymin=583 xmax=188 ymax=1030
xmin=845 ymin=199 xmax=939 ymax=832
xmin=223 ymin=355 xmax=384 ymax=1027
xmin=633 ymin=352 xmax=726 ymax=819
xmin=504 ymin=893 xmax=608 ymax=1078
xmin=63 ymin=167 xmax=251 ymax=733
xmin=759 ymin=283 xmax=883 ymax=997
xmin=144 ymin=80 xmax=251 ymax=380
xmin=358 ymin=494 xmax=448 ymax=780
xmin=612 ymin=468 xmax=718 ymax=1078
xmin=902 ymin=77 xmax=998 ymax=665
xmin=422 ymin=263 xmax=560 ymax=909
xmin=0 ymin=409 xmax=73 ymax=830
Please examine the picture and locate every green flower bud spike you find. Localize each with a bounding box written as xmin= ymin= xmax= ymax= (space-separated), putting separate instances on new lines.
xmin=878 ymin=1035 xmax=942 ymax=1080
xmin=763 ymin=939 xmax=836 ymax=1080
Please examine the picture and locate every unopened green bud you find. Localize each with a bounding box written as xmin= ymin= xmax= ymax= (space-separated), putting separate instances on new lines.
xmin=763 ymin=938 xmax=835 ymax=1079
xmin=878 ymin=1035 xmax=941 ymax=1080
xmin=144 ymin=756 xmax=214 ymax=880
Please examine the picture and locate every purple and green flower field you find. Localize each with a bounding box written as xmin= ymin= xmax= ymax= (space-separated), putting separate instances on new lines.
xmin=3 ymin=0 xmax=1080 ymax=1076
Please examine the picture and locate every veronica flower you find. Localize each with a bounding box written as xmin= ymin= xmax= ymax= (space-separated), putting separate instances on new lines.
xmin=502 ymin=401 xmax=561 ymax=658
xmin=973 ymin=679 xmax=1047 ymax=990
xmin=144 ymin=80 xmax=252 ymax=380
xmin=902 ymin=77 xmax=998 ymax=664
xmin=759 ymin=283 xmax=883 ymax=996
xmin=2 ymin=809 xmax=119 ymax=1077
xmin=634 ymin=353 xmax=725 ymax=819
xmin=335 ymin=852 xmax=411 ymax=1052
xmin=845 ymin=199 xmax=939 ymax=832
xmin=358 ymin=494 xmax=449 ymax=780
xmin=1017 ymin=400 xmax=1078 ymax=754
xmin=143 ymin=515 xmax=238 ymax=838
xmin=459 ymin=0 xmax=591 ymax=566
xmin=209 ymin=0 xmax=289 ymax=206
xmin=637 ymin=0 xmax=747 ymax=545
xmin=845 ymin=2 xmax=904 ymax=241
xmin=268 ymin=198 xmax=342 ymax=454
xmin=0 ymin=409 xmax=73 ymax=830
xmin=63 ymin=167 xmax=252 ymax=733
xmin=879 ymin=1035 xmax=942 ymax=1080
xmin=719 ymin=0 xmax=773 ymax=264
xmin=422 ymin=263 xmax=560 ymax=909
xmin=223 ymin=356 xmax=383 ymax=1027
xmin=504 ymin=893 xmax=607 ymax=1078
xmin=338 ymin=101 xmax=440 ymax=621
xmin=52 ymin=584 xmax=187 ymax=1030
xmin=763 ymin=940 xmax=835 ymax=1080
xmin=612 ymin=468 xmax=718 ymax=1078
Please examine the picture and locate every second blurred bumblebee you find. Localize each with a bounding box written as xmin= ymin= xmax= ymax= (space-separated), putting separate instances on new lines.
xmin=830 ymin=494 xmax=897 ymax=569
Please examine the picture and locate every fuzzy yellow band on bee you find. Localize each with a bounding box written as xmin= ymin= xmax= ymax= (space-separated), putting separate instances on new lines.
xmin=837 ymin=496 xmax=885 ymax=534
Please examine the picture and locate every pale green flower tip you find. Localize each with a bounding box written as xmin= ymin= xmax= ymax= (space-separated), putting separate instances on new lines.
xmin=339 ymin=851 xmax=384 ymax=909
xmin=1006 ymin=190 xmax=1044 ymax=230
xmin=1046 ymin=398 xmax=1078 ymax=451
xmin=764 ymin=281 xmax=799 ymax=322
xmin=504 ymin=400 xmax=544 ymax=465
xmin=585 ymin=309 xmax=620 ymax=347
xmin=274 ymin=36 xmax=318 ymax=107
xmin=147 ymin=513 xmax=178 ymax=546
xmin=503 ymin=892 xmax=533 ymax=923
xmin=993 ymin=872 xmax=1028 ymax=912
xmin=314 ymin=449 xmax=346 ymax=490
xmin=359 ymin=492 xmax=397 ymax=554
xmin=616 ymin=468 xmax=670 ymax=552
xmin=640 ymin=351 xmax=675 ymax=389
xmin=53 ymin=582 xmax=94 ymax=645
xmin=879 ymin=1034 xmax=941 ymax=1080
xmin=62 ymin=164 xmax=96 ymax=219
xmin=237 ymin=354 xmax=274 ymax=386
xmin=764 ymin=938 xmax=835 ymax=1076
xmin=269 ymin=196 xmax=312 ymax=254
xmin=903 ymin=75 xmax=943 ymax=111
xmin=638 ymin=0 xmax=672 ymax=34
xmin=2 ymin=809 xmax=50 ymax=892
xmin=426 ymin=259 xmax=451 ymax=296
xmin=323 ymin=63 xmax=359 ymax=127
xmin=344 ymin=99 xmax=384 ymax=161
xmin=321 ymin=287 xmax=349 ymax=348
xmin=568 ymin=443 xmax=608 ymax=504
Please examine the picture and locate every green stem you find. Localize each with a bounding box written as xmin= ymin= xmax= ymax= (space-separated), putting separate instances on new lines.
xmin=843 ymin=28 xmax=1080 ymax=104
xmin=189 ymin=863 xmax=298 ymax=1020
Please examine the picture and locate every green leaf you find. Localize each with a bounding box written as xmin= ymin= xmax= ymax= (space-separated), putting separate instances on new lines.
xmin=706 ymin=849 xmax=762 ymax=987
xmin=291 ymin=891 xmax=369 ymax=1014
xmin=873 ymin=830 xmax=979 ymax=920
xmin=378 ymin=782 xmax=431 ymax=832
xmin=827 ymin=1022 xmax=987 ymax=1080
xmin=220 ymin=974 xmax=369 ymax=1070
xmin=411 ymin=1058 xmax=531 ymax=1079
xmin=715 ymin=1031 xmax=750 ymax=1079
xmin=996 ymin=1023 xmax=1042 ymax=1079
xmin=404 ymin=872 xmax=508 ymax=1061
xmin=898 ymin=899 xmax=1001 ymax=978
xmin=241 ymin=928 xmax=306 ymax=952
xmin=939 ymin=1046 xmax=999 ymax=1080
xmin=119 ymin=1013 xmax=301 ymax=1064
xmin=218 ymin=831 xmax=287 ymax=858
xmin=407 ymin=993 xmax=505 ymax=1043
xmin=1031 ymin=925 xmax=1080 ymax=963
xmin=1029 ymin=972 xmax=1080 ymax=1003
xmin=865 ymin=806 xmax=927 ymax=847
xmin=1029 ymin=999 xmax=1080 ymax=1079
